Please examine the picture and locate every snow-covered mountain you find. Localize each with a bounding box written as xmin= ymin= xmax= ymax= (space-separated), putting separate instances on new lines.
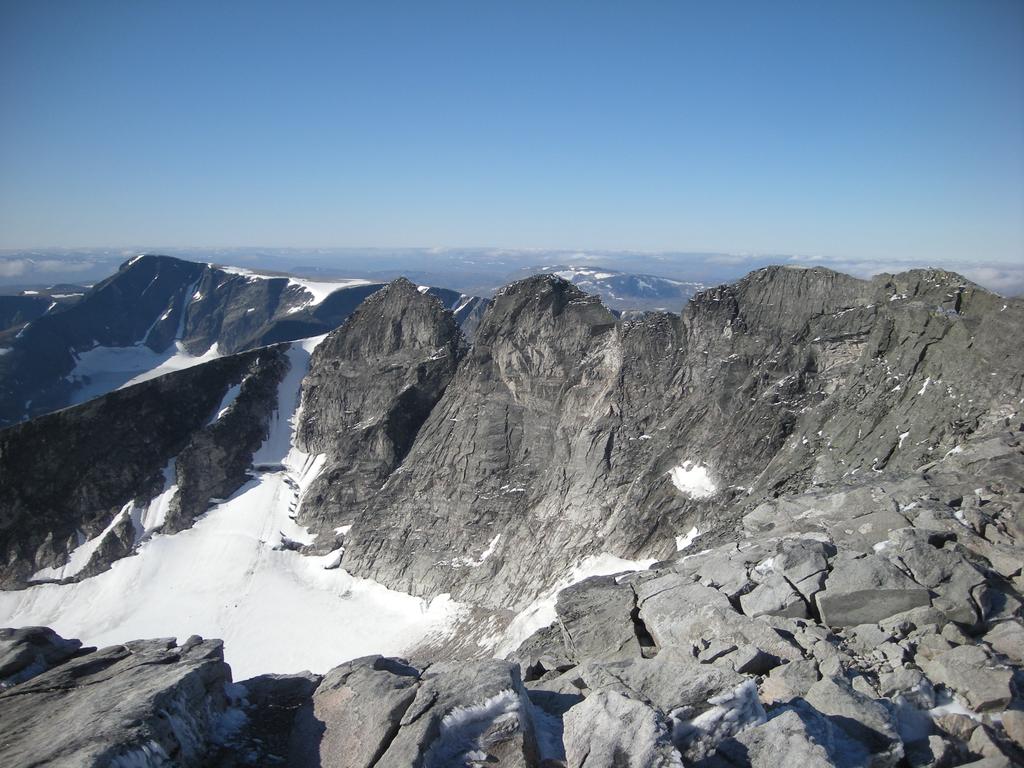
xmin=0 ymin=254 xmax=485 ymax=426
xmin=1 ymin=265 xmax=1023 ymax=766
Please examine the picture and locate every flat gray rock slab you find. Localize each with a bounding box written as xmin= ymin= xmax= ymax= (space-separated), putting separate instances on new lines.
xmin=804 ymin=676 xmax=903 ymax=768
xmin=575 ymin=648 xmax=745 ymax=715
xmin=290 ymin=655 xmax=421 ymax=768
xmin=701 ymin=709 xmax=841 ymax=768
xmin=554 ymin=575 xmax=644 ymax=661
xmin=919 ymin=644 xmax=1015 ymax=712
xmin=816 ymin=554 xmax=930 ymax=627
xmin=638 ymin=577 xmax=802 ymax=662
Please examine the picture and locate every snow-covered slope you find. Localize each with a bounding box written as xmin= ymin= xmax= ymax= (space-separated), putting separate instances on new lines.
xmin=0 ymin=336 xmax=462 ymax=679
xmin=63 ymin=340 xmax=225 ymax=407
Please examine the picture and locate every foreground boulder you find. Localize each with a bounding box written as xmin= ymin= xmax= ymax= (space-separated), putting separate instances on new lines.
xmin=919 ymin=645 xmax=1015 ymax=712
xmin=815 ymin=554 xmax=931 ymax=628
xmin=563 ymin=689 xmax=681 ymax=768
xmin=291 ymin=656 xmax=539 ymax=768
xmin=0 ymin=633 xmax=233 ymax=766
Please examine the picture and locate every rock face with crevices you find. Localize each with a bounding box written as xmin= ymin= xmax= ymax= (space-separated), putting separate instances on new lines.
xmin=294 ymin=278 xmax=465 ymax=547
xmin=323 ymin=266 xmax=1024 ymax=618
xmin=0 ymin=263 xmax=1023 ymax=767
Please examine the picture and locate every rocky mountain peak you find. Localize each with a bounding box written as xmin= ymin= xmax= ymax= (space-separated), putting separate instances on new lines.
xmin=117 ymin=252 xmax=190 ymax=272
xmin=472 ymin=273 xmax=617 ymax=370
xmin=294 ymin=280 xmax=465 ymax=539
xmin=685 ymin=265 xmax=875 ymax=337
xmin=490 ymin=272 xmax=607 ymax=314
xmin=310 ymin=277 xmax=462 ymax=364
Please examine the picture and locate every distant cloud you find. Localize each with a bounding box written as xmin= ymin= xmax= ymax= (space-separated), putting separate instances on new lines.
xmin=955 ymin=266 xmax=1024 ymax=297
xmin=0 ymin=260 xmax=28 ymax=278
xmin=0 ymin=257 xmax=99 ymax=278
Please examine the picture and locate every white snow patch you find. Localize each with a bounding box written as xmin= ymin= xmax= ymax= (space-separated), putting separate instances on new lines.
xmin=131 ymin=461 xmax=180 ymax=541
xmin=422 ymin=689 xmax=522 ymax=767
xmin=669 ymin=461 xmax=717 ymax=499
xmin=752 ymin=556 xmax=776 ymax=578
xmin=672 ymin=680 xmax=765 ymax=759
xmin=208 ymin=378 xmax=246 ymax=424
xmin=65 ymin=341 xmax=222 ymax=406
xmin=675 ymin=526 xmax=700 ymax=552
xmin=917 ymin=377 xmax=932 ymax=396
xmin=928 ymin=690 xmax=990 ymax=722
xmin=478 ymin=534 xmax=501 ymax=563
xmin=448 ymin=534 xmax=502 ymax=568
xmin=0 ymin=337 xmax=462 ymax=679
xmin=452 ymin=294 xmax=475 ymax=314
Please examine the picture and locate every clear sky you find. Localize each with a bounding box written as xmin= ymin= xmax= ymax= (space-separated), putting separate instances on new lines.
xmin=1 ymin=0 xmax=1022 ymax=264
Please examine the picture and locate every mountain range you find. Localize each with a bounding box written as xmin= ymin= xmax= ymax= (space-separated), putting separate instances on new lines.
xmin=0 ymin=256 xmax=1022 ymax=767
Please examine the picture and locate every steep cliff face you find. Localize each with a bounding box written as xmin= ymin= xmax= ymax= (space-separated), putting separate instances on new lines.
xmin=323 ymin=267 xmax=1023 ymax=611
xmin=295 ymin=278 xmax=465 ymax=545
xmin=0 ymin=345 xmax=289 ymax=588
xmin=336 ymin=275 xmax=632 ymax=606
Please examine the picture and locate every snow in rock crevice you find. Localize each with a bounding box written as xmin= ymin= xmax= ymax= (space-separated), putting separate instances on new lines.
xmin=422 ymin=689 xmax=523 ymax=768
xmin=675 ymin=526 xmax=701 ymax=552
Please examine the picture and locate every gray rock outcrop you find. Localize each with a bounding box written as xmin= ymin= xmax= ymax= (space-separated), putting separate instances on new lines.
xmin=295 ymin=278 xmax=464 ymax=546
xmin=0 ymin=632 xmax=233 ymax=767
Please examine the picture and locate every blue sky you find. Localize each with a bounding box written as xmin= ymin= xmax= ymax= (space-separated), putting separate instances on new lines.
xmin=1 ymin=1 xmax=1021 ymax=265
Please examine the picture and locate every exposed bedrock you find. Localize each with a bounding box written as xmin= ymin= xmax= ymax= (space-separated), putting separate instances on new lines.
xmin=295 ymin=278 xmax=465 ymax=547
xmin=314 ymin=266 xmax=1024 ymax=612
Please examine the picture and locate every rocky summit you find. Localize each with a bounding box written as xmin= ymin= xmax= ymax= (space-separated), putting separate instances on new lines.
xmin=0 ymin=262 xmax=1022 ymax=767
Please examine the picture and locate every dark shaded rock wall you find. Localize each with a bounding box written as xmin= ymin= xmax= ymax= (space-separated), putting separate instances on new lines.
xmin=0 ymin=345 xmax=289 ymax=588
